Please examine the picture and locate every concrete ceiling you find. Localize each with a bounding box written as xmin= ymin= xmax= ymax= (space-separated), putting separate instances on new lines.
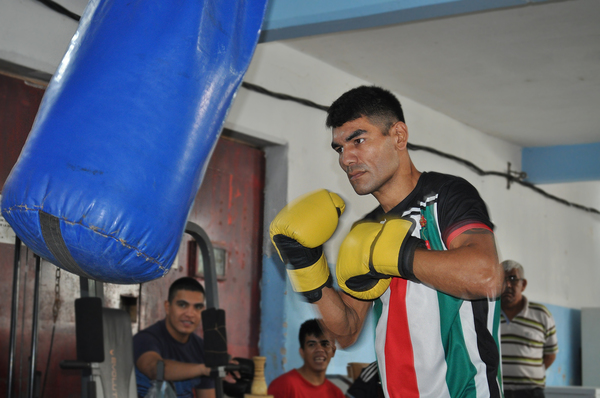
xmin=282 ymin=0 xmax=600 ymax=149
xmin=257 ymin=0 xmax=600 ymax=183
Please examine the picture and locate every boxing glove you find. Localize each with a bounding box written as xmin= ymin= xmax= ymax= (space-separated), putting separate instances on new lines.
xmin=270 ymin=189 xmax=345 ymax=303
xmin=337 ymin=217 xmax=425 ymax=300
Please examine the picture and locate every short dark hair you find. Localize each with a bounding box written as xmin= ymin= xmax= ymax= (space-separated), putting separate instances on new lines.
xmin=299 ymin=319 xmax=324 ymax=348
xmin=326 ymin=86 xmax=405 ymax=131
xmin=168 ymin=277 xmax=205 ymax=302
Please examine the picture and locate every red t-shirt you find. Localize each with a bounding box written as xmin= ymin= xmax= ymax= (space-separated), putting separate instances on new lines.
xmin=267 ymin=369 xmax=345 ymax=398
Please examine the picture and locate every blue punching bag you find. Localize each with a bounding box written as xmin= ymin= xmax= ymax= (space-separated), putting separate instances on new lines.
xmin=1 ymin=0 xmax=267 ymax=283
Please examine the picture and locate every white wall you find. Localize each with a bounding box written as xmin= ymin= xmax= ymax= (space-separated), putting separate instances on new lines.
xmin=2 ymin=0 xmax=599 ymax=375
xmin=0 ymin=0 xmax=83 ymax=74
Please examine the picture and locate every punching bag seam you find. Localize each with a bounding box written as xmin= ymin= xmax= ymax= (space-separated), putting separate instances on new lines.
xmin=38 ymin=209 xmax=165 ymax=269
xmin=6 ymin=206 xmax=167 ymax=276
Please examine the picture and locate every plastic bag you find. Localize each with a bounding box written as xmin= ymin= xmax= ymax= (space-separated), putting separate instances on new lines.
xmin=144 ymin=361 xmax=177 ymax=398
xmin=143 ymin=380 xmax=177 ymax=398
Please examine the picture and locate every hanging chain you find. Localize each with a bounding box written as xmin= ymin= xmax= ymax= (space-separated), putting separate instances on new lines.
xmin=52 ymin=267 xmax=61 ymax=323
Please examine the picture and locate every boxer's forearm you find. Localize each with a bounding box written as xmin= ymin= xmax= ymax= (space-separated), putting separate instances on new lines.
xmin=313 ymin=287 xmax=371 ymax=348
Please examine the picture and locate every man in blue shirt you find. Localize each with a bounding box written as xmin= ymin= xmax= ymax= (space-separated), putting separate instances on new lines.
xmin=133 ymin=277 xmax=215 ymax=398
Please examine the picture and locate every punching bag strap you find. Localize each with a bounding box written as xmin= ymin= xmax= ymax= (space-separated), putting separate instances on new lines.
xmin=39 ymin=211 xmax=93 ymax=278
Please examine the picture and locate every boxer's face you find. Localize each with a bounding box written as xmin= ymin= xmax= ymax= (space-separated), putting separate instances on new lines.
xmin=332 ymin=116 xmax=404 ymax=198
xmin=299 ymin=333 xmax=336 ymax=373
xmin=164 ymin=289 xmax=205 ymax=343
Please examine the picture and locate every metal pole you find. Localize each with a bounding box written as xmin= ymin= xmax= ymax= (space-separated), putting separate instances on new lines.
xmin=7 ymin=236 xmax=22 ymax=398
xmin=185 ymin=222 xmax=219 ymax=309
xmin=28 ymin=255 xmax=42 ymax=398
xmin=184 ymin=222 xmax=223 ymax=398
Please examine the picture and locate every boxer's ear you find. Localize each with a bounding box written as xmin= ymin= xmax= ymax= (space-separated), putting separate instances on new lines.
xmin=392 ymin=121 xmax=409 ymax=150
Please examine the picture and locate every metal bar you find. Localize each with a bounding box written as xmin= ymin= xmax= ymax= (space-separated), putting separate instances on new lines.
xmin=7 ymin=236 xmax=22 ymax=398
xmin=78 ymin=277 xmax=103 ymax=397
xmin=185 ymin=222 xmax=219 ymax=309
xmin=79 ymin=277 xmax=104 ymax=301
xmin=184 ymin=222 xmax=223 ymax=398
xmin=28 ymin=255 xmax=42 ymax=398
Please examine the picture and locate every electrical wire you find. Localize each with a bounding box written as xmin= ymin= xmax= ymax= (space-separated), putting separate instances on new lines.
xmin=240 ymin=82 xmax=600 ymax=216
xmin=241 ymin=82 xmax=330 ymax=112
xmin=36 ymin=0 xmax=80 ymax=21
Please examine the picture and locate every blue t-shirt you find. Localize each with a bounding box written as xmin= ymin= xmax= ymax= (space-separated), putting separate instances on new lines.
xmin=133 ymin=320 xmax=214 ymax=398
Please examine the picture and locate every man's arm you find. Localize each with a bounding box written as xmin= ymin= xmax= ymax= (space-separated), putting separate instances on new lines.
xmin=196 ymin=387 xmax=217 ymax=398
xmin=314 ymin=287 xmax=372 ymax=348
xmin=136 ymin=351 xmax=210 ymax=381
xmin=543 ymin=353 xmax=557 ymax=369
xmin=413 ymin=228 xmax=504 ymax=300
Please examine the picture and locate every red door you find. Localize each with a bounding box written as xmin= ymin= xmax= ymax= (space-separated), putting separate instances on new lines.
xmin=187 ymin=136 xmax=265 ymax=358
xmin=139 ymin=136 xmax=265 ymax=360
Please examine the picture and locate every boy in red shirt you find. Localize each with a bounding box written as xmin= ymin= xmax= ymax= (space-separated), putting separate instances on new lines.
xmin=268 ymin=319 xmax=344 ymax=398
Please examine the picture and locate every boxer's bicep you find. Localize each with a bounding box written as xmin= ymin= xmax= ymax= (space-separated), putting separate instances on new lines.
xmin=414 ymin=227 xmax=502 ymax=299
xmin=447 ymin=227 xmax=495 ymax=252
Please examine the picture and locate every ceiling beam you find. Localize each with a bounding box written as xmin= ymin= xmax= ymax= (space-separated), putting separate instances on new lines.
xmin=260 ymin=0 xmax=549 ymax=42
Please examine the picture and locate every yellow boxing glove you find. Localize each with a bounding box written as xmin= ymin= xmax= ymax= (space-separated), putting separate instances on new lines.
xmin=270 ymin=189 xmax=345 ymax=303
xmin=337 ymin=217 xmax=425 ymax=300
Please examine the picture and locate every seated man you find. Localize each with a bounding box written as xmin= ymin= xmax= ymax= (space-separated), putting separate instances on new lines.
xmin=133 ymin=277 xmax=215 ymax=398
xmin=268 ymin=319 xmax=344 ymax=398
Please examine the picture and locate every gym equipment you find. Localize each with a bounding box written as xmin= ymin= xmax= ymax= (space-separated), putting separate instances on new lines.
xmin=0 ymin=0 xmax=267 ymax=283
xmin=186 ymin=222 xmax=228 ymax=398
xmin=6 ymin=221 xmax=232 ymax=397
xmin=223 ymin=358 xmax=254 ymax=398
xmin=6 ymin=236 xmax=43 ymax=398
xmin=203 ymin=308 xmax=229 ymax=368
xmin=61 ymin=297 xmax=137 ymax=398
xmin=7 ymin=236 xmax=22 ymax=398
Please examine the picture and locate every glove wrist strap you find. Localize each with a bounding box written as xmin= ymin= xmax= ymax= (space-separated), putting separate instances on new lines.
xmin=399 ymin=237 xmax=426 ymax=283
